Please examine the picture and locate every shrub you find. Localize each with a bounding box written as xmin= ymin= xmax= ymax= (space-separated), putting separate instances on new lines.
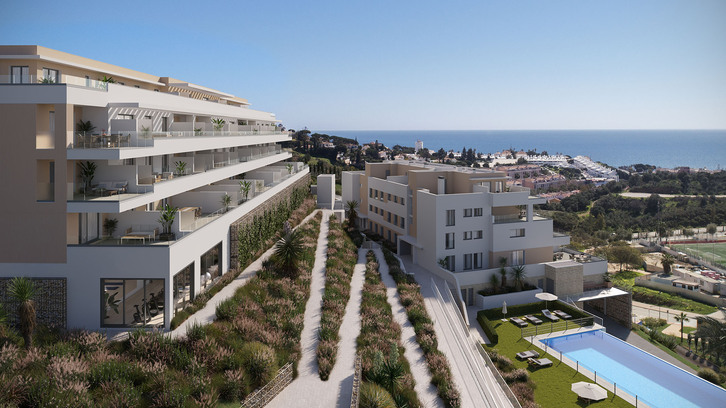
xmin=502 ymin=368 xmax=530 ymax=384
xmin=89 ymin=360 xmax=145 ymax=388
xmin=241 ymin=342 xmax=277 ymax=388
xmin=98 ymin=379 xmax=142 ymax=408
xmin=219 ymin=369 xmax=247 ymax=401
xmin=698 ymin=368 xmax=721 ymax=385
xmin=359 ymin=382 xmax=397 ymax=408
xmin=476 ymin=312 xmax=499 ymax=344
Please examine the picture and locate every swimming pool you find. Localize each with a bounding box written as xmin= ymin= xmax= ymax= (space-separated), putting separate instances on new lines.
xmin=543 ymin=330 xmax=726 ymax=408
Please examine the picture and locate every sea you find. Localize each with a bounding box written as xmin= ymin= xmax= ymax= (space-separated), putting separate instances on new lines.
xmin=315 ymin=129 xmax=726 ymax=170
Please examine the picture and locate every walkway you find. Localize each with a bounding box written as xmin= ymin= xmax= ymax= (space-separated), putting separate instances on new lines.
xmin=374 ymin=248 xmax=443 ymax=408
xmin=269 ymin=214 xmax=367 ymax=408
xmin=169 ymin=209 xmax=323 ymax=339
xmin=399 ymin=256 xmax=515 ymax=408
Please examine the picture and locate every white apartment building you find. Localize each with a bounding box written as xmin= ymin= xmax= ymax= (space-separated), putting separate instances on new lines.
xmin=343 ymin=161 xmax=607 ymax=305
xmin=0 ymin=46 xmax=309 ymax=331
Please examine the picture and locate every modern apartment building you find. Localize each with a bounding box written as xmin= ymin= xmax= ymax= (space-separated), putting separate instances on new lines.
xmin=343 ymin=161 xmax=607 ymax=305
xmin=0 ymin=46 xmax=309 ymax=331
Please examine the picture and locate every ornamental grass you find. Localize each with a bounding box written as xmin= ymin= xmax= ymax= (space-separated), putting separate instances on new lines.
xmin=358 ymin=250 xmax=421 ymax=408
xmin=0 ymin=211 xmax=322 ymax=407
xmin=316 ymin=216 xmax=358 ymax=380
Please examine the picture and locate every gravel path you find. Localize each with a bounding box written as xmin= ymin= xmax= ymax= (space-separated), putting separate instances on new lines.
xmin=373 ymin=248 xmax=444 ymax=408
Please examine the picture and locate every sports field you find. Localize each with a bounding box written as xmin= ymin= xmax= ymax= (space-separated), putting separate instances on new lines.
xmin=672 ymin=242 xmax=726 ymax=268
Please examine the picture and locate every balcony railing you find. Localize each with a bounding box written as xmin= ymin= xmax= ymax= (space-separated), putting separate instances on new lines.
xmin=68 ymin=149 xmax=286 ymax=203
xmin=83 ymin=165 xmax=307 ymax=247
xmin=69 ymin=130 xmax=287 ymax=149
xmin=0 ymin=74 xmax=109 ymax=90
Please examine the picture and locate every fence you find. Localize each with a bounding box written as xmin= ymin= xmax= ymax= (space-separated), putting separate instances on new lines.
xmin=240 ymin=362 xmax=293 ymax=408
xmin=430 ymin=277 xmax=521 ymax=408
xmin=520 ymin=316 xmax=601 ymax=339
xmin=350 ymin=354 xmax=362 ymax=408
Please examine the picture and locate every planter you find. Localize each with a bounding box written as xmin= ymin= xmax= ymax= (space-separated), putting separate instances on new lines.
xmin=158 ymin=232 xmax=176 ymax=241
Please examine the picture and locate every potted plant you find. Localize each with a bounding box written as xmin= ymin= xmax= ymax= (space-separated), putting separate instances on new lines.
xmin=221 ymin=193 xmax=232 ymax=212
xmin=158 ymin=204 xmax=178 ymax=241
xmin=174 ymin=161 xmax=187 ymax=176
xmin=103 ymin=292 xmax=121 ymax=319
xmin=140 ymin=126 xmax=151 ymax=138
xmin=211 ymin=118 xmax=225 ymax=132
xmin=103 ymin=218 xmax=119 ymax=238
xmin=78 ymin=161 xmax=97 ymax=194
xmin=603 ymin=272 xmax=613 ymax=288
xmin=239 ymin=180 xmax=252 ymax=202
xmin=194 ymin=128 xmax=202 ymax=136
xmin=286 ymin=163 xmax=293 ymax=174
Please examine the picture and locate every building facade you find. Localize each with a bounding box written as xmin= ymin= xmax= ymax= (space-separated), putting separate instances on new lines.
xmin=343 ymin=161 xmax=606 ymax=305
xmin=0 ymin=46 xmax=308 ymax=330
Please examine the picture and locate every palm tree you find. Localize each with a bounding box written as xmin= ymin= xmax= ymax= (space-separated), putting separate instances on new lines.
xmin=674 ymin=312 xmax=689 ymax=344
xmin=498 ymin=257 xmax=508 ymax=289
xmin=661 ymin=253 xmax=676 ymax=275
xmin=273 ymin=229 xmax=304 ymax=278
xmin=239 ymin=180 xmax=252 ymax=202
xmin=8 ymin=277 xmax=37 ymax=349
xmin=489 ymin=273 xmax=500 ymax=294
xmin=510 ymin=265 xmax=527 ymax=291
xmin=695 ymin=316 xmax=726 ymax=360
xmin=345 ymin=200 xmax=359 ymax=230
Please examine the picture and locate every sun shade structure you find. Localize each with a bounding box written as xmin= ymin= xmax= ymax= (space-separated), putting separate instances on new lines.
xmin=535 ymin=292 xmax=558 ymax=308
xmin=571 ymin=381 xmax=607 ymax=402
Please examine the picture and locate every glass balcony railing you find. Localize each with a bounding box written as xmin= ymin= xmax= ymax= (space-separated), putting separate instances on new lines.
xmin=69 ymin=130 xmax=287 ymax=149
xmin=0 ymin=74 xmax=109 ymax=90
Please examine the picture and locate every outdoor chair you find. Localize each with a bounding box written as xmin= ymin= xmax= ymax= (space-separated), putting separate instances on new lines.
xmin=542 ymin=309 xmax=560 ymax=321
xmin=527 ymin=357 xmax=553 ymax=368
xmin=554 ymin=310 xmax=572 ymax=319
xmin=510 ymin=317 xmax=528 ymax=327
xmin=516 ymin=350 xmax=540 ymax=360
xmin=525 ymin=314 xmax=543 ymax=325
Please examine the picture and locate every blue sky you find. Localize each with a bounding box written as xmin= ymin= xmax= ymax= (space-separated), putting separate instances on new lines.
xmin=2 ymin=0 xmax=724 ymax=130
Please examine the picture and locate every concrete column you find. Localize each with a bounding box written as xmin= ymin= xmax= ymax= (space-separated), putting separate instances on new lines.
xmin=527 ymin=203 xmax=533 ymax=221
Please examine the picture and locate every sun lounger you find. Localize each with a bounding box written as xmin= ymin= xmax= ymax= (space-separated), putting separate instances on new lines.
xmin=542 ymin=309 xmax=560 ymax=321
xmin=525 ymin=314 xmax=542 ymax=325
xmin=516 ymin=350 xmax=540 ymax=360
xmin=527 ymin=357 xmax=553 ymax=368
xmin=510 ymin=317 xmax=528 ymax=327
xmin=553 ymin=310 xmax=572 ymax=319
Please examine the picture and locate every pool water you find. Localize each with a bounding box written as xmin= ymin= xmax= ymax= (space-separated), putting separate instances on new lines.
xmin=543 ymin=331 xmax=726 ymax=408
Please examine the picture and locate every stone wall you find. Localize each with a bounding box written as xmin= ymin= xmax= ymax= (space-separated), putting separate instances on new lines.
xmin=0 ymin=278 xmax=67 ymax=329
xmin=587 ymin=292 xmax=632 ymax=329
xmin=241 ymin=362 xmax=293 ymax=408
xmin=229 ymin=174 xmax=311 ymax=269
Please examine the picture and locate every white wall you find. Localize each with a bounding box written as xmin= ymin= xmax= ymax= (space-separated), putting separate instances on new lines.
xmin=317 ymin=174 xmax=335 ymax=209
xmin=477 ymin=288 xmax=543 ymax=310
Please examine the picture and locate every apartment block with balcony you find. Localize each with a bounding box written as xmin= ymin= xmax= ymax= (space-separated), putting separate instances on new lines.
xmin=343 ymin=161 xmax=606 ymax=305
xmin=0 ymin=45 xmax=309 ymax=331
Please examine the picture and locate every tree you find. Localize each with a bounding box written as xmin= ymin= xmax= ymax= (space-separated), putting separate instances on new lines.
xmin=8 ymin=277 xmax=37 ymax=349
xmin=706 ymin=223 xmax=717 ymax=240
xmin=695 ymin=316 xmax=726 ymax=360
xmin=674 ymin=312 xmax=689 ymax=344
xmin=239 ymin=180 xmax=252 ymax=202
xmin=510 ymin=265 xmax=527 ymax=291
xmin=345 ymin=200 xmax=359 ymax=230
xmin=606 ymin=243 xmax=643 ymax=272
xmin=498 ymin=257 xmax=508 ymax=288
xmin=273 ymin=229 xmax=304 ymax=278
xmin=661 ymin=253 xmax=675 ymax=275
xmin=489 ymin=273 xmax=500 ymax=294
xmin=436 ymin=148 xmax=447 ymax=161
xmin=419 ymin=148 xmax=431 ymax=159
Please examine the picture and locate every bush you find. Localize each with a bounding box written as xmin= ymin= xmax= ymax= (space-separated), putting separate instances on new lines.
xmin=359 ymin=382 xmax=397 ymax=408
xmin=476 ymin=312 xmax=499 ymax=344
xmin=241 ymin=342 xmax=277 ymax=388
xmin=698 ymin=368 xmax=722 ymax=385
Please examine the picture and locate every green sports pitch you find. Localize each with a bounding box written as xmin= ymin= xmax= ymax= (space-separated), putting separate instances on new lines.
xmin=671 ymin=242 xmax=726 ymax=267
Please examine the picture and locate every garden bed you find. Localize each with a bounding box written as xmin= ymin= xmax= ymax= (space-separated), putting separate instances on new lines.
xmin=316 ymin=216 xmax=358 ymax=380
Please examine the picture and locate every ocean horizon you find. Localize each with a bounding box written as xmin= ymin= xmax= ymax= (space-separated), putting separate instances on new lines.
xmin=315 ymin=129 xmax=726 ymax=170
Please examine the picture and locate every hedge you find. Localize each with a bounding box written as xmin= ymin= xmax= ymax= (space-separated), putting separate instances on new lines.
xmin=476 ymin=312 xmax=499 ymax=344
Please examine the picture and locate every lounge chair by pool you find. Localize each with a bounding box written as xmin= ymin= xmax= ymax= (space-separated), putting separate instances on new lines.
xmin=516 ymin=350 xmax=540 ymax=360
xmin=553 ymin=310 xmax=572 ymax=319
xmin=528 ymin=357 xmax=553 ymax=368
xmin=542 ymin=309 xmax=560 ymax=321
xmin=510 ymin=317 xmax=528 ymax=327
xmin=525 ymin=314 xmax=543 ymax=324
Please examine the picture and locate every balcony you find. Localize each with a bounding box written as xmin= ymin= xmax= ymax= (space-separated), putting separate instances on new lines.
xmin=68 ymin=130 xmax=287 ymax=149
xmin=78 ymin=165 xmax=308 ymax=247
xmin=0 ymin=74 xmax=108 ymax=90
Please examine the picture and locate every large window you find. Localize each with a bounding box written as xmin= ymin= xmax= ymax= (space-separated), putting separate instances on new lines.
xmin=201 ymin=242 xmax=222 ymax=289
xmin=42 ymin=68 xmax=59 ymax=83
xmin=10 ymin=66 xmax=29 ymax=83
xmin=445 ymin=232 xmax=455 ymax=249
xmin=474 ymin=252 xmax=483 ymax=269
xmin=446 ymin=255 xmax=456 ymax=272
xmin=464 ymin=254 xmax=473 ymax=270
xmin=446 ymin=209 xmax=455 ymax=226
xmin=173 ymin=263 xmax=194 ymax=312
xmin=511 ymin=250 xmax=524 ymax=266
xmin=102 ymin=279 xmax=165 ymax=327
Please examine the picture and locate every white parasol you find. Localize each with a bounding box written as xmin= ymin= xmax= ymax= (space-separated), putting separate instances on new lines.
xmin=571 ymin=381 xmax=607 ymax=402
xmin=502 ymin=300 xmax=508 ymax=319
xmin=535 ymin=292 xmax=558 ymax=309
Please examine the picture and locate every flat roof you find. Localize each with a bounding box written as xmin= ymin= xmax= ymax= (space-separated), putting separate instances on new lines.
xmin=575 ymin=287 xmax=629 ymax=302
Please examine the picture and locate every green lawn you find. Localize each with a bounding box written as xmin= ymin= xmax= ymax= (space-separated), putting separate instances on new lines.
xmin=484 ymin=319 xmax=632 ymax=408
xmin=631 ymin=327 xmax=700 ymax=371
xmin=631 ymin=286 xmax=718 ymax=314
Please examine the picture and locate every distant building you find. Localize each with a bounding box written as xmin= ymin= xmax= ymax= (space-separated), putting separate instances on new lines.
xmin=415 ymin=140 xmax=424 ymax=153
xmin=495 ymin=164 xmax=541 ymax=179
xmin=573 ymin=156 xmax=619 ymax=181
xmin=522 ymin=174 xmax=567 ymax=191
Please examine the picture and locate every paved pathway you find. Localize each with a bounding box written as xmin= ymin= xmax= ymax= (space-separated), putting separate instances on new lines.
xmin=373 ymin=248 xmax=443 ymax=408
xmin=269 ymin=213 xmax=368 ymax=408
xmin=169 ymin=209 xmax=323 ymax=339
